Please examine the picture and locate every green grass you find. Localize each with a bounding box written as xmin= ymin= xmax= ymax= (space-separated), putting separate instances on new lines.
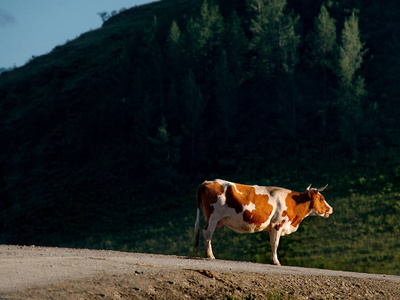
xmin=3 ymin=165 xmax=398 ymax=275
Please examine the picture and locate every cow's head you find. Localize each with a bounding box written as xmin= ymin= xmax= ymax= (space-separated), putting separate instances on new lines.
xmin=306 ymin=184 xmax=333 ymax=218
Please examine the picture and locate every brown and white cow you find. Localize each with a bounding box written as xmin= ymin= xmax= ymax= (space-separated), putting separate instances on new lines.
xmin=193 ymin=179 xmax=333 ymax=265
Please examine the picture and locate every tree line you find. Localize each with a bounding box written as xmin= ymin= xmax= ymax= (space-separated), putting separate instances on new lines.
xmin=124 ymin=0 xmax=370 ymax=186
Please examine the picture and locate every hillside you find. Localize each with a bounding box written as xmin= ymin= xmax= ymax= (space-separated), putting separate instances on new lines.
xmin=1 ymin=0 xmax=400 ymax=275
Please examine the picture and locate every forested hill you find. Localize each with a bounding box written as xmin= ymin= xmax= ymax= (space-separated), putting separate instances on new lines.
xmin=1 ymin=0 xmax=400 ymax=264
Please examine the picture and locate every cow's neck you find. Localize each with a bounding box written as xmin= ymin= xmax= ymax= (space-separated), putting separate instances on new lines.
xmin=285 ymin=192 xmax=312 ymax=227
xmin=290 ymin=192 xmax=311 ymax=205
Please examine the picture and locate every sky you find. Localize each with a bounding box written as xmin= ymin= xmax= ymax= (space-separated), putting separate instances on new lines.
xmin=0 ymin=0 xmax=155 ymax=69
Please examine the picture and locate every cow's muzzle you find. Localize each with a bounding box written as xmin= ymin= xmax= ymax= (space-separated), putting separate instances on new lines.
xmin=324 ymin=207 xmax=333 ymax=218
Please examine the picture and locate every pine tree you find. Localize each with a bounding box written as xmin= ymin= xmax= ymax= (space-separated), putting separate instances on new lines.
xmin=308 ymin=4 xmax=338 ymax=130
xmin=166 ymin=20 xmax=182 ymax=73
xmin=148 ymin=117 xmax=180 ymax=188
xmin=165 ymin=20 xmax=183 ymax=122
xmin=336 ymin=12 xmax=367 ymax=149
xmin=184 ymin=0 xmax=224 ymax=99
xmin=180 ymin=70 xmax=205 ymax=166
xmin=224 ymin=10 xmax=249 ymax=85
xmin=185 ymin=1 xmax=224 ymax=63
xmin=339 ymin=13 xmax=365 ymax=87
xmin=311 ymin=5 xmax=337 ymax=70
xmin=249 ymin=0 xmax=300 ymax=77
xmin=248 ymin=0 xmax=300 ymax=139
xmin=198 ymin=0 xmax=224 ymax=49
xmin=138 ymin=16 xmax=164 ymax=111
xmin=214 ymin=52 xmax=238 ymax=142
xmin=131 ymin=92 xmax=154 ymax=161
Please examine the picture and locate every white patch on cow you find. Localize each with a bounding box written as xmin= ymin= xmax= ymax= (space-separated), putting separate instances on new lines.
xmin=256 ymin=188 xmax=292 ymax=232
xmin=217 ymin=189 xmax=227 ymax=205
xmin=243 ymin=201 xmax=255 ymax=212
xmin=214 ymin=179 xmax=243 ymax=194
xmin=259 ymin=217 xmax=272 ymax=230
xmin=253 ymin=185 xmax=269 ymax=195
xmin=280 ymin=223 xmax=299 ymax=236
xmin=214 ymin=179 xmax=232 ymax=186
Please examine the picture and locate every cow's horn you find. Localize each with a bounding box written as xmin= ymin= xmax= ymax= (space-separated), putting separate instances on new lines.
xmin=306 ymin=184 xmax=312 ymax=191
xmin=317 ymin=184 xmax=328 ymax=192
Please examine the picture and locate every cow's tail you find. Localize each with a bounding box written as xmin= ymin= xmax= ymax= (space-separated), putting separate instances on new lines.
xmin=193 ymin=185 xmax=202 ymax=257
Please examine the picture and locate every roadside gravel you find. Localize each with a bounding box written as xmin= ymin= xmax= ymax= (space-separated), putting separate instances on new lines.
xmin=1 ymin=245 xmax=399 ymax=299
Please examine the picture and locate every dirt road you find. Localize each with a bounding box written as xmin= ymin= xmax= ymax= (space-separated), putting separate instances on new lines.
xmin=1 ymin=245 xmax=399 ymax=299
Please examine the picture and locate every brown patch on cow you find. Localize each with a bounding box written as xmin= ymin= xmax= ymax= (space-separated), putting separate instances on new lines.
xmin=275 ymin=220 xmax=285 ymax=231
xmin=225 ymin=184 xmax=273 ymax=228
xmin=197 ymin=182 xmax=225 ymax=229
xmin=225 ymin=184 xmax=248 ymax=213
xmin=242 ymin=209 xmax=252 ymax=223
xmin=284 ymin=192 xmax=312 ymax=228
xmin=247 ymin=196 xmax=274 ymax=228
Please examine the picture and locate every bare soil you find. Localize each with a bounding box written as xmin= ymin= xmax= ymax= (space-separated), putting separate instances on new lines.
xmin=1 ymin=245 xmax=399 ymax=299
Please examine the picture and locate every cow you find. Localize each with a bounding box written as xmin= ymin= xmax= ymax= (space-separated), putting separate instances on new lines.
xmin=193 ymin=179 xmax=333 ymax=266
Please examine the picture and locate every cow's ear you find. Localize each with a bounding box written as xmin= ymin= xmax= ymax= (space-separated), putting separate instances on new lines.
xmin=307 ymin=189 xmax=315 ymax=199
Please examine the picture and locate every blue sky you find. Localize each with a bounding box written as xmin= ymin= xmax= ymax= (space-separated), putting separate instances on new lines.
xmin=0 ymin=0 xmax=154 ymax=69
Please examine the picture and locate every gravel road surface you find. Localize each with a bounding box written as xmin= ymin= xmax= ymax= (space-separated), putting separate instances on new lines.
xmin=1 ymin=245 xmax=399 ymax=299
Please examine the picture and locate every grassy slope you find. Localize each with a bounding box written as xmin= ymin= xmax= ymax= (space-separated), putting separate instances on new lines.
xmin=71 ymin=172 xmax=400 ymax=276
xmin=124 ymin=191 xmax=400 ymax=276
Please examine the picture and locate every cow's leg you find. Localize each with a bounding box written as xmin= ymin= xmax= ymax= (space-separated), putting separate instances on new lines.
xmin=269 ymin=227 xmax=282 ymax=266
xmin=203 ymin=217 xmax=218 ymax=259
